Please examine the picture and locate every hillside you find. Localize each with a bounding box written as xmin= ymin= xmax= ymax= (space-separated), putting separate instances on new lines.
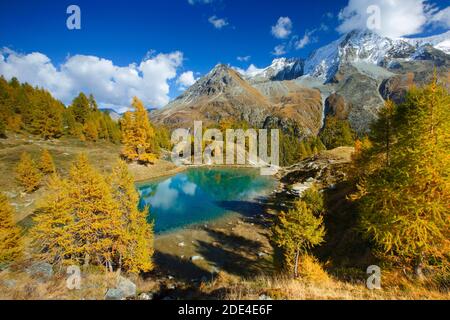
xmin=152 ymin=64 xmax=325 ymax=136
xmin=1 ymin=146 xmax=448 ymax=300
xmin=0 ymin=134 xmax=181 ymax=223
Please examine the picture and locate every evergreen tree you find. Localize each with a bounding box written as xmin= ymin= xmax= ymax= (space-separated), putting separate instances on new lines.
xmin=0 ymin=194 xmax=22 ymax=265
xmin=16 ymin=152 xmax=42 ymax=193
xmin=369 ymin=100 xmax=396 ymax=167
xmin=319 ymin=116 xmax=355 ymax=149
xmin=39 ymin=149 xmax=56 ymax=174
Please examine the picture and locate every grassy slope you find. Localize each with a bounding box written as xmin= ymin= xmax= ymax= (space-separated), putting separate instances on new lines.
xmin=0 ymin=137 xmax=448 ymax=300
xmin=0 ymin=133 xmax=181 ymax=222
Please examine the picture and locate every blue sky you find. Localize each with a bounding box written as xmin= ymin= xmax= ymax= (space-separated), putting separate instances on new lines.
xmin=0 ymin=0 xmax=449 ymax=110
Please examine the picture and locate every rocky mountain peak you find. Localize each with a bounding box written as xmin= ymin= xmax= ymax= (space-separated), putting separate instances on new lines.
xmin=303 ymin=29 xmax=450 ymax=82
xmin=152 ymin=29 xmax=448 ymax=135
xmin=402 ymin=30 xmax=450 ymax=54
xmin=244 ymin=57 xmax=304 ymax=83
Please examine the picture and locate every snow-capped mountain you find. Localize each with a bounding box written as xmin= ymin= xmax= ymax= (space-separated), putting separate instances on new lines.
xmin=304 ymin=30 xmax=416 ymax=81
xmin=237 ymin=30 xmax=449 ymax=85
xmin=244 ymin=58 xmax=304 ymax=83
xmin=154 ymin=29 xmax=449 ymax=135
xmin=303 ymin=29 xmax=449 ymax=82
xmin=402 ymin=31 xmax=450 ymax=55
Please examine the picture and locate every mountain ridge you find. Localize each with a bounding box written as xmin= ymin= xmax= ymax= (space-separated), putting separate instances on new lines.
xmin=152 ymin=29 xmax=449 ymax=135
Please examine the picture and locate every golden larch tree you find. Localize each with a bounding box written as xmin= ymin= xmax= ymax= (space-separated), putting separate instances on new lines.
xmin=16 ymin=152 xmax=42 ymax=193
xmin=39 ymin=149 xmax=56 ymax=174
xmin=66 ymin=154 xmax=122 ymax=270
xmin=0 ymin=194 xmax=22 ymax=265
xmin=31 ymin=175 xmax=76 ymax=267
xmin=272 ymin=187 xmax=325 ymax=278
xmin=356 ymin=77 xmax=450 ymax=275
xmin=109 ymin=160 xmax=154 ymax=273
xmin=121 ymin=97 xmax=158 ymax=164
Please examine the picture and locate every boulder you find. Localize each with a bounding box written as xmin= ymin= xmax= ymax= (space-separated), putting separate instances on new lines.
xmin=139 ymin=292 xmax=154 ymax=300
xmin=116 ymin=276 xmax=136 ymax=298
xmin=26 ymin=262 xmax=53 ymax=280
xmin=258 ymin=294 xmax=273 ymax=300
xmin=190 ymin=255 xmax=203 ymax=262
xmin=105 ymin=288 xmax=124 ymax=300
xmin=104 ymin=276 xmax=136 ymax=300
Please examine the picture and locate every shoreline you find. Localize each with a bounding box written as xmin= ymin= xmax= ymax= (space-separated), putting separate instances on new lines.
xmin=147 ymin=167 xmax=281 ymax=280
xmin=153 ymin=184 xmax=278 ymax=238
xmin=129 ymin=160 xmax=187 ymax=183
xmin=133 ymin=161 xmax=280 ymax=184
xmin=152 ymin=189 xmax=278 ymax=280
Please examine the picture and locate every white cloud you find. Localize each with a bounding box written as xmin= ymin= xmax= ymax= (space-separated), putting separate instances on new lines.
xmin=237 ymin=55 xmax=251 ymax=62
xmin=176 ymin=71 xmax=197 ymax=90
xmin=294 ymin=24 xmax=327 ymax=49
xmin=188 ymin=0 xmax=213 ymax=5
xmin=148 ymin=179 xmax=179 ymax=210
xmin=272 ymin=45 xmax=287 ymax=56
xmin=181 ymin=181 xmax=197 ymax=196
xmin=430 ymin=7 xmax=450 ymax=28
xmin=337 ymin=0 xmax=432 ymax=38
xmin=0 ymin=48 xmax=184 ymax=112
xmin=208 ymin=15 xmax=229 ymax=29
xmin=295 ymin=33 xmax=311 ymax=49
xmin=233 ymin=64 xmax=264 ymax=78
xmin=271 ymin=17 xmax=293 ymax=39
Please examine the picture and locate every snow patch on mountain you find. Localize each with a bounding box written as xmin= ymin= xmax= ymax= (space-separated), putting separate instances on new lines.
xmin=241 ymin=58 xmax=304 ymax=83
xmin=402 ymin=31 xmax=450 ymax=54
xmin=304 ymin=30 xmax=415 ymax=82
xmin=303 ymin=30 xmax=449 ymax=83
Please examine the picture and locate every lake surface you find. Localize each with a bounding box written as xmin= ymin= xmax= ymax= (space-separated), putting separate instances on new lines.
xmin=137 ymin=167 xmax=277 ymax=233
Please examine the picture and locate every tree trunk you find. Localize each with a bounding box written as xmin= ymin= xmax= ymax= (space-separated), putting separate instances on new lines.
xmin=414 ymin=254 xmax=425 ymax=280
xmin=294 ymin=249 xmax=300 ymax=278
xmin=84 ymin=253 xmax=90 ymax=268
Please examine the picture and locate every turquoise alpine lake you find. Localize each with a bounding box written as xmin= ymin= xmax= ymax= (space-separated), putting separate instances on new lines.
xmin=137 ymin=167 xmax=277 ymax=234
